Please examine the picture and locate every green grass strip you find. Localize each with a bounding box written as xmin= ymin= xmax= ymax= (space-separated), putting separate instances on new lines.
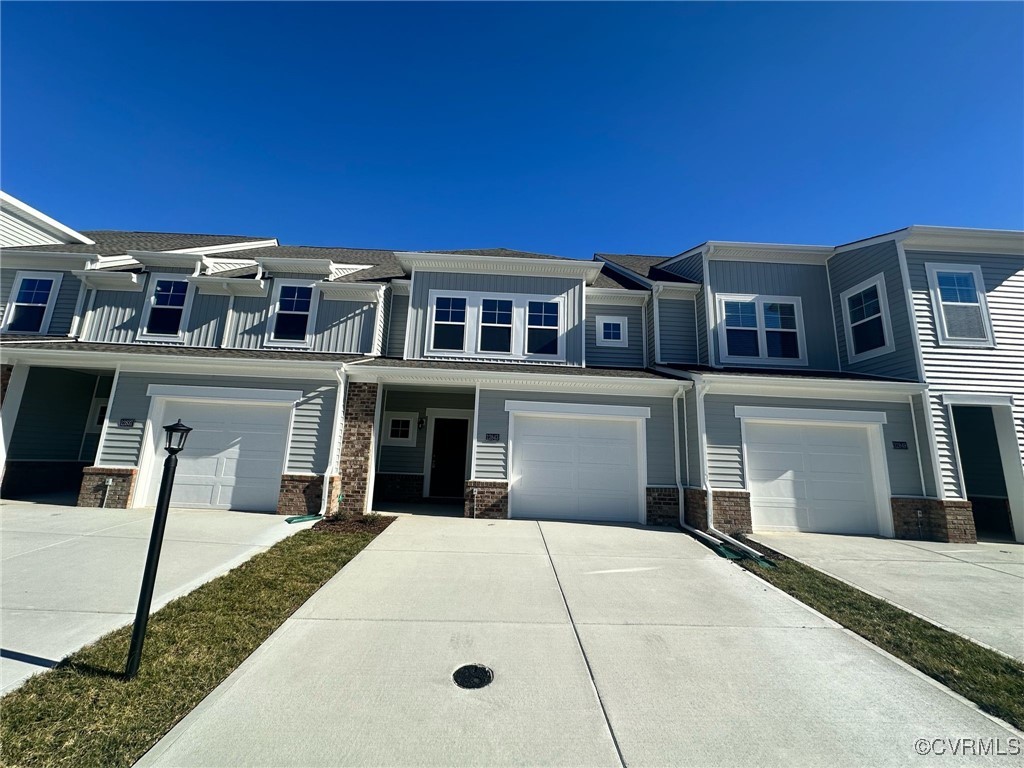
xmin=738 ymin=551 xmax=1024 ymax=730
xmin=1 ymin=529 xmax=377 ymax=768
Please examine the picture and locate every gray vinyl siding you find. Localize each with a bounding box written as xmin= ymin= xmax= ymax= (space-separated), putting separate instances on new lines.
xmin=83 ymin=287 xmax=146 ymax=343
xmin=0 ymin=268 xmax=82 ymax=336
xmin=658 ymin=298 xmax=698 ymax=363
xmin=225 ymin=294 xmax=268 ymax=348
xmin=98 ymin=372 xmax=337 ymax=474
xmin=386 ymin=293 xmax=409 ymax=357
xmin=0 ymin=208 xmax=63 ymax=247
xmin=696 ymin=289 xmax=708 ymax=364
xmin=913 ymin=393 xmax=939 ymax=498
xmin=703 ymin=393 xmax=924 ymax=496
xmin=905 ymin=249 xmax=1024 ymax=498
xmin=660 ymin=252 xmax=703 ymax=282
xmin=709 ymin=261 xmax=839 ymax=370
xmin=645 ymin=299 xmax=655 ymax=366
xmin=7 ymin=367 xmax=96 ymax=461
xmin=183 ymin=292 xmax=228 ymax=347
xmin=827 ymin=241 xmax=918 ymax=379
xmin=585 ymin=304 xmax=644 ymax=368
xmin=474 ymin=389 xmax=677 ymax=485
xmin=311 ymin=299 xmax=376 ymax=353
xmin=658 ymin=253 xmax=708 ymax=365
xmin=407 ymin=272 xmax=584 ymax=365
xmin=377 ymin=388 xmax=475 ymax=474
xmin=684 ymin=386 xmax=701 ymax=487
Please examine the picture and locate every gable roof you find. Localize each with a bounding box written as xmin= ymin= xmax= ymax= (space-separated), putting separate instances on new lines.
xmin=426 ymin=247 xmax=565 ymax=260
xmin=595 ymin=253 xmax=696 ymax=284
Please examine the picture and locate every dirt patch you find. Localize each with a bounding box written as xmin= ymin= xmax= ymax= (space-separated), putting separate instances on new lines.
xmin=311 ymin=514 xmax=396 ymax=535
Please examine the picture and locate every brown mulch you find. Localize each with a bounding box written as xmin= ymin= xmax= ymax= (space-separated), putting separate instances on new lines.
xmin=311 ymin=514 xmax=396 ymax=535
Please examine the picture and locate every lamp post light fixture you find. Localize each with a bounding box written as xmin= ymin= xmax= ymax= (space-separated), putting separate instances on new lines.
xmin=125 ymin=419 xmax=192 ymax=679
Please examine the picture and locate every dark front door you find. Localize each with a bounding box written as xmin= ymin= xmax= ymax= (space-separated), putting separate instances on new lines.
xmin=429 ymin=418 xmax=469 ymax=498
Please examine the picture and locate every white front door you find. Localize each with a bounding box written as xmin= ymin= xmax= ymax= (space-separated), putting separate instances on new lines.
xmin=746 ymin=421 xmax=880 ymax=535
xmin=509 ymin=414 xmax=641 ymax=522
xmin=152 ymin=401 xmax=291 ymax=512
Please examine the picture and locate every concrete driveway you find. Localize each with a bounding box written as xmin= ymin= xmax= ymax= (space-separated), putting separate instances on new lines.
xmin=0 ymin=500 xmax=313 ymax=693
xmin=139 ymin=516 xmax=1018 ymax=767
xmin=752 ymin=532 xmax=1024 ymax=661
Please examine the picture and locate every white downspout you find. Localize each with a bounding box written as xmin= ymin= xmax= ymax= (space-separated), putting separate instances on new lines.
xmin=673 ymin=383 xmax=720 ymax=547
xmin=319 ymin=367 xmax=347 ymax=516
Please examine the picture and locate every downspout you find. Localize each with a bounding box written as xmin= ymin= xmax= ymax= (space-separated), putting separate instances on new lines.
xmin=319 ymin=367 xmax=347 ymax=517
xmin=673 ymin=383 xmax=720 ymax=548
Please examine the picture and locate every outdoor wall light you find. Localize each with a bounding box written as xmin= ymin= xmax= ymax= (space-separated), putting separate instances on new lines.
xmin=418 ymin=417 xmax=427 ymax=430
xmin=163 ymin=418 xmax=193 ymax=454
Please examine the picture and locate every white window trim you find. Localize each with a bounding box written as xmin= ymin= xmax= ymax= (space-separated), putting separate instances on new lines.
xmin=716 ymin=293 xmax=808 ymax=366
xmin=382 ymin=411 xmax=418 ymax=447
xmin=595 ymin=314 xmax=629 ymax=348
xmin=85 ymin=397 xmax=109 ymax=434
xmin=425 ymin=289 xmax=566 ymax=362
xmin=136 ymin=273 xmax=196 ymax=343
xmin=925 ymin=263 xmax=995 ymax=347
xmin=839 ymin=273 xmax=896 ymax=363
xmin=265 ymin=279 xmax=319 ymax=349
xmin=2 ymin=270 xmax=64 ymax=335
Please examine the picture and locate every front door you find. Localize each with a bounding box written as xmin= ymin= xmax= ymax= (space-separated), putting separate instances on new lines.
xmin=429 ymin=418 xmax=469 ymax=498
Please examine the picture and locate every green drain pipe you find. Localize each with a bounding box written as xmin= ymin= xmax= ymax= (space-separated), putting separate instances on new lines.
xmin=285 ymin=514 xmax=322 ymax=524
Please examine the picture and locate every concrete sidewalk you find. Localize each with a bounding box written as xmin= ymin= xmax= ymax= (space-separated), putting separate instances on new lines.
xmin=139 ymin=516 xmax=1018 ymax=767
xmin=752 ymin=531 xmax=1024 ymax=660
xmin=0 ymin=500 xmax=313 ymax=693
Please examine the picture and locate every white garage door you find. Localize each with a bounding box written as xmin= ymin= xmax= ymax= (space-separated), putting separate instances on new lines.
xmin=510 ymin=414 xmax=641 ymax=522
xmin=746 ymin=422 xmax=880 ymax=535
xmin=153 ymin=401 xmax=291 ymax=512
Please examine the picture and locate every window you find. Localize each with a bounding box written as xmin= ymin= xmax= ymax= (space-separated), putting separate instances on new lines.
xmin=926 ymin=264 xmax=994 ymax=347
xmin=85 ymin=398 xmax=109 ymax=434
xmin=2 ymin=271 xmax=62 ymax=334
xmin=479 ymin=298 xmax=513 ymax=353
xmin=840 ymin=274 xmax=895 ymax=362
xmin=267 ymin=281 xmax=317 ymax=347
xmin=716 ymin=294 xmax=807 ymax=365
xmin=382 ymin=411 xmax=418 ymax=447
xmin=432 ymin=296 xmax=468 ymax=351
xmin=595 ymin=315 xmax=629 ymax=348
xmin=527 ymin=301 xmax=559 ymax=355
xmin=138 ymin=276 xmax=192 ymax=340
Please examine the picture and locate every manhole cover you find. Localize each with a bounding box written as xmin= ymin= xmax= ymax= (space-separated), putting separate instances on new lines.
xmin=453 ymin=664 xmax=493 ymax=689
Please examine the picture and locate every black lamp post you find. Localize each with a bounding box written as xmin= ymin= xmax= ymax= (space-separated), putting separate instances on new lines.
xmin=125 ymin=419 xmax=192 ymax=679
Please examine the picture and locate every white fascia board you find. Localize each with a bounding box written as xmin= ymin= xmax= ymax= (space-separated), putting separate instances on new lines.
xmin=654 ymin=281 xmax=700 ymax=296
xmin=316 ymin=280 xmax=386 ymax=301
xmin=254 ymin=257 xmax=335 ymax=276
xmin=941 ymin=393 xmax=1015 ymax=407
xmin=655 ymin=242 xmax=709 ymax=272
xmin=0 ymin=191 xmax=95 ymax=244
xmin=168 ymin=239 xmax=279 ymax=256
xmin=734 ymin=405 xmax=887 ymax=425
xmin=902 ymin=226 xmax=1024 ymax=256
xmin=147 ymin=383 xmax=301 ymax=403
xmin=127 ymin=251 xmax=204 ymax=270
xmin=71 ymin=269 xmax=145 ymax=292
xmin=0 ymin=251 xmax=97 ymax=270
xmin=705 ymin=242 xmax=834 ymax=265
xmin=697 ymin=371 xmax=927 ymax=401
xmin=505 ymin=400 xmax=651 ymax=419
xmin=390 ymin=279 xmax=411 ymax=296
xmin=397 ymin=252 xmax=604 ymax=284
xmin=187 ymin=275 xmax=268 ymax=297
xmin=584 ymin=287 xmax=650 ymax=305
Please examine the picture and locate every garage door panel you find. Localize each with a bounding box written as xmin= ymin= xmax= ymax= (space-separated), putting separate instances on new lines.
xmin=808 ymin=479 xmax=872 ymax=503
xmin=807 ymin=453 xmax=868 ymax=475
xmin=752 ymin=476 xmax=806 ymax=501
xmin=577 ymin=467 xmax=637 ymax=494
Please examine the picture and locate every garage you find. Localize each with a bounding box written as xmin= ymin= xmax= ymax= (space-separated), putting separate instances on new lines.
xmin=507 ymin=404 xmax=646 ymax=523
xmin=146 ymin=400 xmax=291 ymax=513
xmin=744 ymin=419 xmax=883 ymax=535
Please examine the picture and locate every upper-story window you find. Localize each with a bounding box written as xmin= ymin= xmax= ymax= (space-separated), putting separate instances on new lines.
xmin=926 ymin=264 xmax=994 ymax=347
xmin=717 ymin=294 xmax=807 ymax=365
xmin=267 ymin=280 xmax=317 ymax=347
xmin=840 ymin=274 xmax=895 ymax=363
xmin=2 ymin=271 xmax=63 ymax=334
xmin=138 ymin=275 xmax=193 ymax=341
xmin=595 ymin=315 xmax=628 ymax=348
xmin=426 ymin=290 xmax=565 ymax=361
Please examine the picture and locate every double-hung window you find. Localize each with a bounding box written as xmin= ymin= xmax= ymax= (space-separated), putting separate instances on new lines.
xmin=479 ymin=298 xmax=513 ymax=353
xmin=432 ymin=296 xmax=468 ymax=351
xmin=595 ymin=315 xmax=628 ymax=348
xmin=717 ymin=294 xmax=806 ymax=365
xmin=926 ymin=264 xmax=994 ymax=346
xmin=138 ymin=274 xmax=192 ymax=341
xmin=526 ymin=301 xmax=559 ymax=355
xmin=2 ymin=271 xmax=62 ymax=334
xmin=840 ymin=274 xmax=895 ymax=362
xmin=267 ymin=281 xmax=317 ymax=346
xmin=425 ymin=291 xmax=565 ymax=360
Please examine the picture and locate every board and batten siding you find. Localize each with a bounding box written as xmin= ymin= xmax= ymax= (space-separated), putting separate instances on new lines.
xmin=645 ymin=299 xmax=655 ymax=366
xmin=473 ymin=389 xmax=677 ymax=485
xmin=406 ymin=272 xmax=584 ymax=365
xmin=703 ymin=393 xmax=925 ymax=497
xmin=905 ymin=249 xmax=1024 ymax=498
xmin=827 ymin=240 xmax=918 ymax=380
xmin=658 ymin=253 xmax=708 ymax=364
xmin=658 ymin=298 xmax=698 ymax=363
xmin=709 ymin=261 xmax=839 ymax=370
xmin=311 ymin=299 xmax=376 ymax=353
xmin=0 ymin=208 xmax=63 ymax=247
xmin=585 ymin=303 xmax=644 ymax=368
xmin=386 ymin=292 xmax=409 ymax=357
xmin=1 ymin=267 xmax=83 ymax=336
xmin=377 ymin=388 xmax=475 ymax=474
xmin=98 ymin=372 xmax=337 ymax=474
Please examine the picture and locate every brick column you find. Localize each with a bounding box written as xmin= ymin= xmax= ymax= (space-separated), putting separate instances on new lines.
xmin=645 ymin=487 xmax=680 ymax=527
xmin=711 ymin=490 xmax=752 ymax=535
xmin=465 ymin=480 xmax=508 ymax=518
xmin=891 ymin=497 xmax=976 ymax=543
xmin=334 ymin=381 xmax=378 ymax=518
xmin=277 ymin=474 xmax=323 ymax=516
xmin=683 ymin=487 xmax=708 ymax=531
xmin=78 ymin=467 xmax=137 ymax=508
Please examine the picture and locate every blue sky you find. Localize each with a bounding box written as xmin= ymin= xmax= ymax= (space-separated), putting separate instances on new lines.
xmin=2 ymin=2 xmax=1021 ymax=259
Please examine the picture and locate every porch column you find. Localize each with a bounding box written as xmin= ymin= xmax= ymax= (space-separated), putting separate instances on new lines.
xmin=0 ymin=363 xmax=29 ymax=484
xmin=335 ymin=381 xmax=379 ymax=517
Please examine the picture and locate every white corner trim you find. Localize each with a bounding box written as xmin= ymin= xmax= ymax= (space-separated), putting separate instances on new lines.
xmin=734 ymin=405 xmax=887 ymax=425
xmin=381 ymin=410 xmax=419 ymax=447
xmin=145 ymin=384 xmax=302 ymax=404
xmin=594 ymin=314 xmax=629 ymax=348
xmin=504 ymin=400 xmax=650 ymax=419
xmin=652 ymin=287 xmax=663 ymax=363
xmin=838 ymin=273 xmax=897 ymax=364
xmin=941 ymin=393 xmax=1014 ymax=407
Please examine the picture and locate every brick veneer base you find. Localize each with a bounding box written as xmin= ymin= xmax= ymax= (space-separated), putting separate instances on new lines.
xmin=465 ymin=480 xmax=508 ymax=519
xmin=324 ymin=475 xmax=342 ymax=517
xmin=277 ymin=474 xmax=323 ymax=516
xmin=78 ymin=467 xmax=137 ymax=508
xmin=334 ymin=382 xmax=378 ymax=518
xmin=646 ymin=487 xmax=680 ymax=527
xmin=681 ymin=488 xmax=751 ymax=534
xmin=683 ymin=487 xmax=708 ymax=531
xmin=374 ymin=473 xmax=425 ymax=504
xmin=891 ymin=497 xmax=976 ymax=543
